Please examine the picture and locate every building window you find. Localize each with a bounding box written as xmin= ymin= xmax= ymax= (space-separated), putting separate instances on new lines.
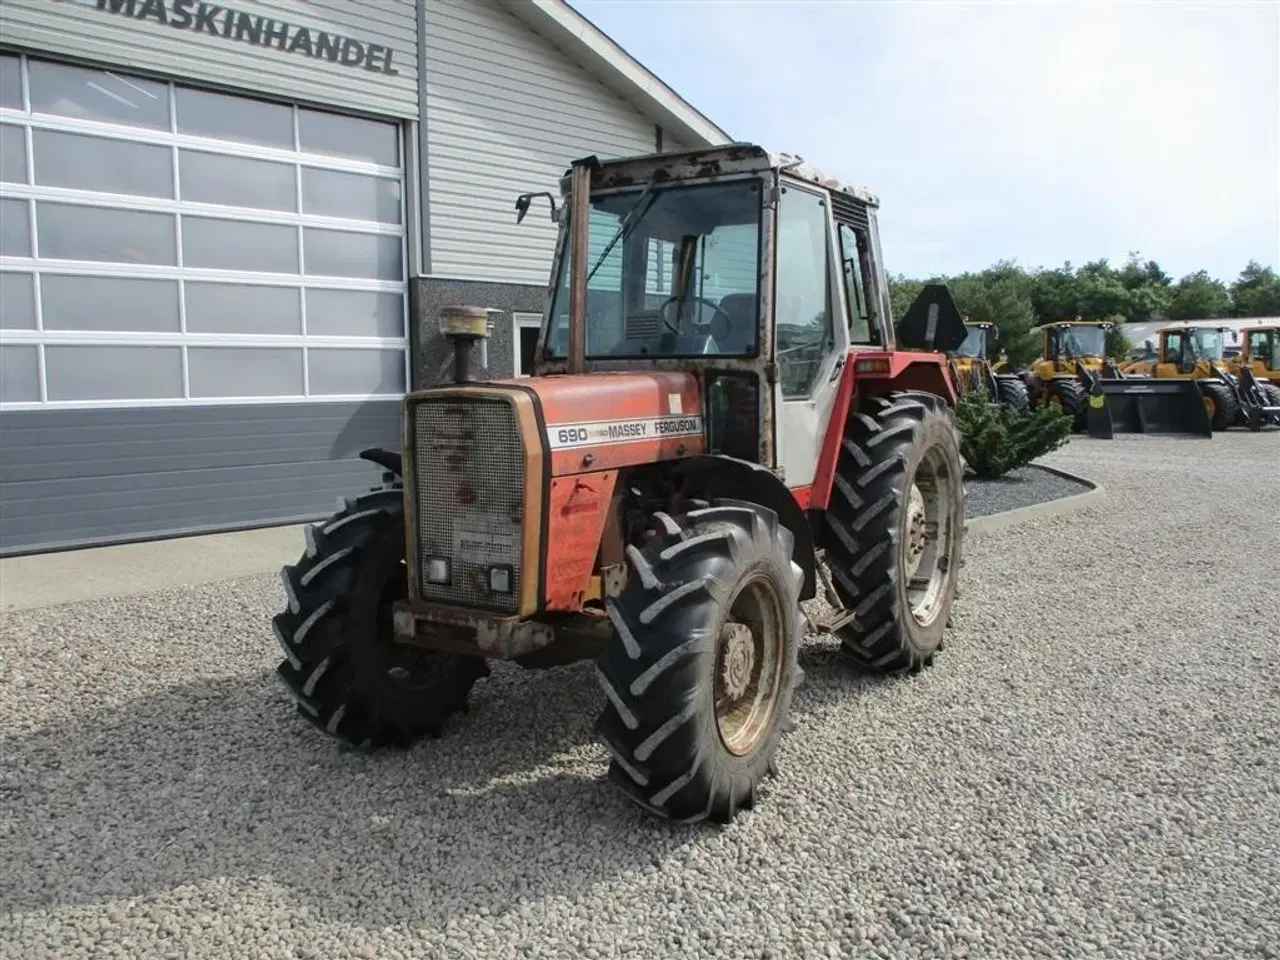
xmin=0 ymin=52 xmax=409 ymax=409
xmin=513 ymin=312 xmax=542 ymax=378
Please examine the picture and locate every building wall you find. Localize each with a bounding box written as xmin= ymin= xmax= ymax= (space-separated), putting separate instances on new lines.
xmin=415 ymin=0 xmax=700 ymax=385
xmin=0 ymin=0 xmax=418 ymax=119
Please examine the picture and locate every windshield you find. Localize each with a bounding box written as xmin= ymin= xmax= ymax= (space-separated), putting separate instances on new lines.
xmin=1189 ymin=329 xmax=1224 ymax=360
xmin=545 ymin=179 xmax=762 ymax=359
xmin=1055 ymin=325 xmax=1106 ymax=358
xmin=955 ymin=325 xmax=987 ymax=359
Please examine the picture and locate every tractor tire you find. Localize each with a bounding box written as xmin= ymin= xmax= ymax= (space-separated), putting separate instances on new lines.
xmin=1051 ymin=379 xmax=1088 ymax=430
xmin=823 ymin=390 xmax=966 ymax=674
xmin=595 ymin=500 xmax=804 ymax=824
xmin=995 ymin=376 xmax=1030 ymax=412
xmin=273 ymin=488 xmax=489 ymax=748
xmin=1200 ymin=381 xmax=1239 ymax=432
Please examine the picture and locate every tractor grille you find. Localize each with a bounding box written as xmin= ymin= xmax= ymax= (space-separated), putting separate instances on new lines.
xmin=412 ymin=396 xmax=525 ymax=614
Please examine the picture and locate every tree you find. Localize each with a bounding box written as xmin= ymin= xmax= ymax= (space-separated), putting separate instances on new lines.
xmin=1166 ymin=270 xmax=1232 ymax=321
xmin=1229 ymin=261 xmax=1280 ymax=318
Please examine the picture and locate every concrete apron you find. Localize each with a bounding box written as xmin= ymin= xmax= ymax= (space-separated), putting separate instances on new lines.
xmin=0 ymin=467 xmax=1102 ymax=613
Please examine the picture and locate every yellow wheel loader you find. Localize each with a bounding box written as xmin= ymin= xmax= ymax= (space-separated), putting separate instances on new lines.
xmin=1018 ymin=319 xmax=1124 ymax=430
xmin=1118 ymin=323 xmax=1280 ymax=432
xmin=946 ymin=319 xmax=1029 ymax=411
xmin=1019 ymin=319 xmax=1215 ymax=438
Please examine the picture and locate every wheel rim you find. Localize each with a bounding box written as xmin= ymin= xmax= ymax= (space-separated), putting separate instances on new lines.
xmin=714 ymin=574 xmax=786 ymax=757
xmin=1203 ymin=395 xmax=1216 ymax=419
xmin=902 ymin=446 xmax=956 ymax=629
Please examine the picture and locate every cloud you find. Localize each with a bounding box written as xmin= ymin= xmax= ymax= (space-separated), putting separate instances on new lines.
xmin=573 ymin=0 xmax=1279 ymax=280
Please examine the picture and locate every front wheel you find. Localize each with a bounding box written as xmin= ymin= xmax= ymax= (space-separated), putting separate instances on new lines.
xmin=273 ymin=488 xmax=489 ymax=748
xmin=594 ymin=500 xmax=804 ymax=823
xmin=823 ymin=391 xmax=966 ymax=673
xmin=1198 ymin=381 xmax=1240 ymax=432
xmin=995 ymin=376 xmax=1030 ymax=412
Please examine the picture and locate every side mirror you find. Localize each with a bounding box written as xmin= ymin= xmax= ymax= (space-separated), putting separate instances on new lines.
xmin=514 ymin=191 xmax=558 ymax=225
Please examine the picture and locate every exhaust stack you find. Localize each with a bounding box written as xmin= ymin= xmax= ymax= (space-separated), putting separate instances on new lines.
xmin=439 ymin=305 xmax=491 ymax=384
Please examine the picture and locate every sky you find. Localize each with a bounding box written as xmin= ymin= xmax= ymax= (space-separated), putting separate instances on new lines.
xmin=572 ymin=0 xmax=1280 ymax=284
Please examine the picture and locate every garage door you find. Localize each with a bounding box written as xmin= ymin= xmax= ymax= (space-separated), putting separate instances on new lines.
xmin=0 ymin=51 xmax=409 ymax=556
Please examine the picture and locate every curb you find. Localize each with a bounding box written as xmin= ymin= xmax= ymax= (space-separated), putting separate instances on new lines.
xmin=964 ymin=464 xmax=1104 ymax=536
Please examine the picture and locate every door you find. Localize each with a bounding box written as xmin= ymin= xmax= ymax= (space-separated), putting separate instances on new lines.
xmin=772 ymin=181 xmax=850 ymax=488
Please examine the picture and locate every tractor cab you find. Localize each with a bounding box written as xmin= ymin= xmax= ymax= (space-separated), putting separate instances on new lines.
xmin=529 ymin=145 xmax=964 ymax=481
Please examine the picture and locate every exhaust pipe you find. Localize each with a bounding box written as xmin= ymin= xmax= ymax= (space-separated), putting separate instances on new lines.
xmin=438 ymin=305 xmax=491 ymax=384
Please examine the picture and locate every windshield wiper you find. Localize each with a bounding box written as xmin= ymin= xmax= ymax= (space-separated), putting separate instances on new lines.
xmin=585 ymin=173 xmax=660 ymax=284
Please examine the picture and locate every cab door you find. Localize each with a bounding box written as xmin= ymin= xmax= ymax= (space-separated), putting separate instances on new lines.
xmin=772 ymin=180 xmax=850 ymax=489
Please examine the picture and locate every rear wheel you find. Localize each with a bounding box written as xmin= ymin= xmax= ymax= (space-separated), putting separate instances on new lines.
xmin=273 ymin=489 xmax=489 ymax=748
xmin=995 ymin=376 xmax=1030 ymax=412
xmin=823 ymin=391 xmax=965 ymax=673
xmin=1199 ymin=381 xmax=1238 ymax=432
xmin=595 ymin=500 xmax=804 ymax=823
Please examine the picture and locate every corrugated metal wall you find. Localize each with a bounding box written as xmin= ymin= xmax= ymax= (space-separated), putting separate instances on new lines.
xmin=0 ymin=0 xmax=418 ymax=119
xmin=423 ymin=0 xmax=659 ymax=285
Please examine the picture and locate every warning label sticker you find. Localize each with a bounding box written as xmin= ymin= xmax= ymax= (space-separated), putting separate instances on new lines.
xmin=547 ymin=416 xmax=704 ymax=450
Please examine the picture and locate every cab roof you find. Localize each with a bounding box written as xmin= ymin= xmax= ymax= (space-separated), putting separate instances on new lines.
xmin=571 ymin=142 xmax=881 ymax=207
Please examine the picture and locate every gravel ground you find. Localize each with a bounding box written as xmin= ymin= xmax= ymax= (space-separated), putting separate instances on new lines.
xmin=3 ymin=433 xmax=1279 ymax=960
xmin=966 ymin=463 xmax=1091 ymax=518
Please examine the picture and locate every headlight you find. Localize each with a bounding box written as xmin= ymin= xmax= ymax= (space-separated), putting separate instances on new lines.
xmin=425 ymin=556 xmax=451 ymax=585
xmin=488 ymin=564 xmax=513 ymax=594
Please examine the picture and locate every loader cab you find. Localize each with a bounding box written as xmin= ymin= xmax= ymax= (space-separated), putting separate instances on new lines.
xmin=955 ymin=321 xmax=993 ymax=360
xmin=1158 ymin=325 xmax=1225 ymax=376
xmin=1043 ymin=321 xmax=1109 ymax=362
xmin=1244 ymin=327 xmax=1279 ymax=372
xmin=534 ymin=145 xmax=935 ymax=487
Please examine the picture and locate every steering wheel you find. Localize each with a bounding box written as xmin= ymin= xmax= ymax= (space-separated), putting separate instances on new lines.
xmin=657 ymin=294 xmax=733 ymax=341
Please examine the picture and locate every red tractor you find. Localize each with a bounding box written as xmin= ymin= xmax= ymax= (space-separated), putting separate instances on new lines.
xmin=273 ymin=144 xmax=969 ymax=824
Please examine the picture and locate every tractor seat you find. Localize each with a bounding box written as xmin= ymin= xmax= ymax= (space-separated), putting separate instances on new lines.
xmin=716 ymin=293 xmax=759 ymax=355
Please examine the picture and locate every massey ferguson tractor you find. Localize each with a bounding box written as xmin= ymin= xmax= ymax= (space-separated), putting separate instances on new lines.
xmin=271 ymin=144 xmax=969 ymax=824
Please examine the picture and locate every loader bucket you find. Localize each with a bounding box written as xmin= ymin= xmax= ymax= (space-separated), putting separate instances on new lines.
xmin=1083 ymin=379 xmax=1213 ymax=439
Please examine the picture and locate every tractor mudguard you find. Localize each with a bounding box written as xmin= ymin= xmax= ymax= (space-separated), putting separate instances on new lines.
xmin=672 ymin=454 xmax=817 ymax=601
xmin=359 ymin=447 xmax=403 ymax=477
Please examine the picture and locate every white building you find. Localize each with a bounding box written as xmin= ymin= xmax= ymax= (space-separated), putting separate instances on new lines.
xmin=0 ymin=0 xmax=730 ymax=555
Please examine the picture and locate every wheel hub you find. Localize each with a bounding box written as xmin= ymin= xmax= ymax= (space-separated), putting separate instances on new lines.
xmin=720 ymin=622 xmax=755 ymax=701
xmin=905 ymin=484 xmax=929 ymax=579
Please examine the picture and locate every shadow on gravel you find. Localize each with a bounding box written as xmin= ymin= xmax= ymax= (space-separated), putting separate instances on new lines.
xmin=0 ymin=643 xmax=875 ymax=928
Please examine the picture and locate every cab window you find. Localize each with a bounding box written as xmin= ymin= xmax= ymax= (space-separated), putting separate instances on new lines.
xmin=775 ymin=185 xmax=835 ymax=398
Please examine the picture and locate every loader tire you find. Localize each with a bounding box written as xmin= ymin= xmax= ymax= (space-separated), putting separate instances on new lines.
xmin=1199 ymin=381 xmax=1238 ymax=432
xmin=1263 ymin=383 xmax=1280 ymax=412
xmin=595 ymin=500 xmax=804 ymax=824
xmin=273 ymin=489 xmax=489 ymax=748
xmin=823 ymin=391 xmax=966 ymax=674
xmin=1051 ymin=379 xmax=1088 ymax=430
xmin=995 ymin=376 xmax=1030 ymax=412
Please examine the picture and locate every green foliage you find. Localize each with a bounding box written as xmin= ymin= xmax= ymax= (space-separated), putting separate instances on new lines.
xmin=887 ymin=254 xmax=1278 ymax=369
xmin=954 ymin=390 xmax=1074 ymax=480
xmin=1229 ymin=261 xmax=1280 ymax=318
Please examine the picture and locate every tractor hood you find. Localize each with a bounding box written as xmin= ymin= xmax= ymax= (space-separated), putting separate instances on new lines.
xmin=494 ymin=370 xmax=706 ymax=476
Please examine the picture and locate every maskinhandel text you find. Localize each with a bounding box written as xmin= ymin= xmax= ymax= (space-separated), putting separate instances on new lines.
xmin=93 ymin=0 xmax=399 ymax=75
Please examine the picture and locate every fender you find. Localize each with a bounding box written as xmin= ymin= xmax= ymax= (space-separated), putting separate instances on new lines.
xmin=359 ymin=447 xmax=402 ymax=477
xmin=809 ymin=349 xmax=958 ymax=514
xmin=671 ymin=455 xmax=817 ymax=601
